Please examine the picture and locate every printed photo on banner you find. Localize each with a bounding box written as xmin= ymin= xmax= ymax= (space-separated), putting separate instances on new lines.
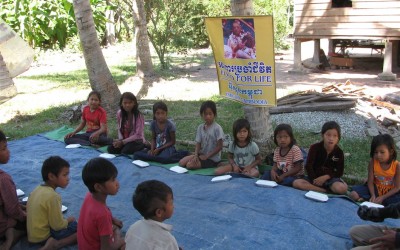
xmin=205 ymin=16 xmax=276 ymax=107
xmin=223 ymin=19 xmax=256 ymax=59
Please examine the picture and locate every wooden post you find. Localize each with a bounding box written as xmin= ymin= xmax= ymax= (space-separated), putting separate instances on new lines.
xmin=289 ymin=38 xmax=304 ymax=73
xmin=312 ymin=39 xmax=321 ymax=63
xmin=378 ymin=40 xmax=397 ymax=81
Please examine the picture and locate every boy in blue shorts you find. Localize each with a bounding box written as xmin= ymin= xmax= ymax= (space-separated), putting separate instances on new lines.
xmin=27 ymin=156 xmax=77 ymax=249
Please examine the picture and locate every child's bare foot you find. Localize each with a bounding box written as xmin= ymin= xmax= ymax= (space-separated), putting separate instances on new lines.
xmin=39 ymin=237 xmax=58 ymax=250
xmin=349 ymin=191 xmax=360 ymax=201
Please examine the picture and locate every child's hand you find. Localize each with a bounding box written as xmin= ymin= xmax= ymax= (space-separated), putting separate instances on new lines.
xmin=373 ymin=196 xmax=385 ymax=204
xmin=232 ymin=164 xmax=241 ymax=173
xmin=242 ymin=166 xmax=253 ymax=174
xmin=113 ymin=140 xmax=123 ymax=148
xmin=153 ymin=148 xmax=160 ymax=156
xmin=67 ymin=216 xmax=76 ymax=223
xmin=369 ymin=195 xmax=377 ymax=203
xmin=188 ymin=155 xmax=200 ymax=166
xmin=89 ymin=133 xmax=99 ymax=143
xmin=112 ymin=217 xmax=123 ymax=229
xmin=313 ymin=175 xmax=329 ymax=186
xmin=64 ymin=132 xmax=75 ymax=139
xmin=271 ymin=171 xmax=279 ymax=182
xmin=369 ymin=229 xmax=397 ymax=248
xmin=199 ymin=155 xmax=207 ymax=161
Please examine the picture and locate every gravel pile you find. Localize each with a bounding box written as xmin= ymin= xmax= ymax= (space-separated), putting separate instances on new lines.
xmin=271 ymin=109 xmax=368 ymax=139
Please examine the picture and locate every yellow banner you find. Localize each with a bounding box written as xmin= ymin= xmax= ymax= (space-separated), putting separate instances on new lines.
xmin=205 ymin=16 xmax=276 ymax=106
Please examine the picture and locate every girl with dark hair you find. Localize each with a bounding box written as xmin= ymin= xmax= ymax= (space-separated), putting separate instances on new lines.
xmin=261 ymin=123 xmax=304 ymax=186
xmin=350 ymin=134 xmax=400 ymax=206
xmin=107 ymin=92 xmax=145 ymax=155
xmin=214 ymin=118 xmax=260 ymax=177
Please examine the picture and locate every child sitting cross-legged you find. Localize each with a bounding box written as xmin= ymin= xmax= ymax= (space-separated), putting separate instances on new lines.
xmin=78 ymin=157 xmax=125 ymax=250
xmin=125 ymin=180 xmax=180 ymax=250
xmin=0 ymin=130 xmax=26 ymax=250
xmin=27 ymin=156 xmax=77 ymax=250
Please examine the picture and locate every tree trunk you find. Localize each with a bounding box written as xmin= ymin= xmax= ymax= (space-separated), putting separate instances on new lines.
xmin=132 ymin=0 xmax=154 ymax=77
xmin=72 ymin=0 xmax=120 ymax=114
xmin=230 ymin=0 xmax=274 ymax=158
xmin=105 ymin=9 xmax=116 ymax=46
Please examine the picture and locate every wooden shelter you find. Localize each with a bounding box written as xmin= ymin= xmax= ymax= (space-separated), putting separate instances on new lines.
xmin=292 ymin=0 xmax=400 ymax=80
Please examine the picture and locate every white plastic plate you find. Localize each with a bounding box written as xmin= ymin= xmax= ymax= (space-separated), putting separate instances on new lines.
xmin=255 ymin=180 xmax=278 ymax=188
xmin=22 ymin=197 xmax=28 ymax=202
xmin=360 ymin=201 xmax=384 ymax=208
xmin=16 ymin=189 xmax=24 ymax=197
xmin=305 ymin=191 xmax=329 ymax=202
xmin=132 ymin=160 xmax=149 ymax=168
xmin=65 ymin=144 xmax=81 ymax=149
xmin=211 ymin=175 xmax=232 ymax=182
xmin=99 ymin=153 xmax=116 ymax=159
xmin=169 ymin=166 xmax=188 ymax=174
xmin=61 ymin=205 xmax=68 ymax=213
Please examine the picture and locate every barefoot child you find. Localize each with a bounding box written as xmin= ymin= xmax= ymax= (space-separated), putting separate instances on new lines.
xmin=350 ymin=134 xmax=400 ymax=206
xmin=78 ymin=157 xmax=125 ymax=250
xmin=179 ymin=100 xmax=224 ymax=169
xmin=214 ymin=118 xmax=260 ymax=177
xmin=261 ymin=124 xmax=304 ymax=186
xmin=0 ymin=130 xmax=26 ymax=250
xmin=133 ymin=101 xmax=181 ymax=163
xmin=107 ymin=92 xmax=146 ymax=155
xmin=64 ymin=90 xmax=112 ymax=146
xmin=27 ymin=156 xmax=77 ymax=249
xmin=125 ymin=180 xmax=180 ymax=250
xmin=293 ymin=121 xmax=348 ymax=194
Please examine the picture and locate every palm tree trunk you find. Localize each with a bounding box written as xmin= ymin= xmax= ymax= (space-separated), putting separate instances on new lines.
xmin=230 ymin=0 xmax=274 ymax=158
xmin=73 ymin=0 xmax=120 ymax=114
xmin=132 ymin=0 xmax=154 ymax=77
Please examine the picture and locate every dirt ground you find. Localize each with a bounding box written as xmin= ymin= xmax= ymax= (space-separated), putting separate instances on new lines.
xmin=1 ymin=41 xmax=400 ymax=123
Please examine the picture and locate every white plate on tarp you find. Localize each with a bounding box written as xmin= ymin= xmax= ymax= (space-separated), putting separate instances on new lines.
xmin=169 ymin=166 xmax=188 ymax=174
xmin=132 ymin=160 xmax=149 ymax=168
xmin=360 ymin=201 xmax=384 ymax=208
xmin=65 ymin=144 xmax=81 ymax=149
xmin=16 ymin=189 xmax=24 ymax=196
xmin=211 ymin=175 xmax=232 ymax=182
xmin=255 ymin=180 xmax=278 ymax=188
xmin=22 ymin=197 xmax=29 ymax=202
xmin=99 ymin=153 xmax=116 ymax=159
xmin=305 ymin=191 xmax=329 ymax=202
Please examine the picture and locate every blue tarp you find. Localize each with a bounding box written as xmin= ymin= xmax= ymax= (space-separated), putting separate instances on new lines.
xmin=5 ymin=135 xmax=399 ymax=249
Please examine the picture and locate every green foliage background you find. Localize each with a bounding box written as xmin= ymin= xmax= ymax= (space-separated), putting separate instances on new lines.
xmin=1 ymin=0 xmax=293 ymax=52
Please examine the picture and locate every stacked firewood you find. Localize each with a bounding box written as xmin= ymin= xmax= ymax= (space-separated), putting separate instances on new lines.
xmin=270 ymin=80 xmax=358 ymax=114
xmin=272 ymin=80 xmax=400 ymax=144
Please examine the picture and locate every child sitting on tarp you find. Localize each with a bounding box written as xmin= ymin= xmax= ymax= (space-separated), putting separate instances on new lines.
xmin=0 ymin=130 xmax=26 ymax=250
xmin=64 ymin=90 xmax=112 ymax=147
xmin=27 ymin=156 xmax=77 ymax=249
xmin=349 ymin=134 xmax=400 ymax=206
xmin=179 ymin=100 xmax=224 ymax=169
xmin=293 ymin=121 xmax=348 ymax=194
xmin=107 ymin=92 xmax=146 ymax=155
xmin=261 ymin=124 xmax=304 ymax=186
xmin=134 ymin=101 xmax=187 ymax=164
